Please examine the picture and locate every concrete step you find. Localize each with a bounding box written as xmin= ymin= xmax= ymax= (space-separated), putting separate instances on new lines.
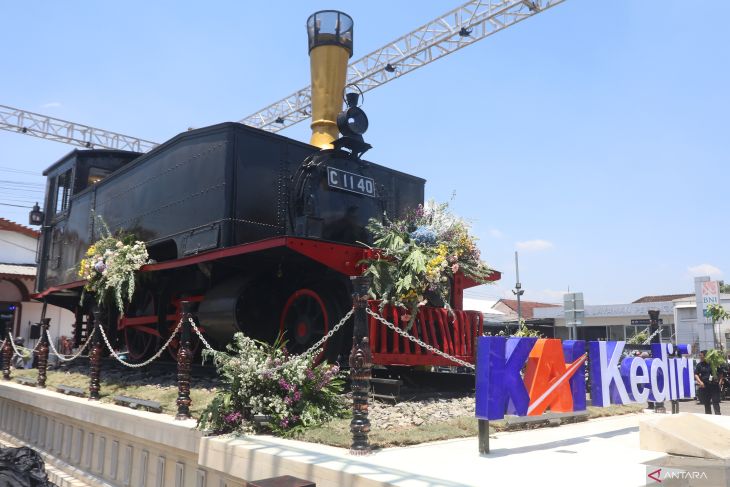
xmin=640 ymin=412 xmax=730 ymax=459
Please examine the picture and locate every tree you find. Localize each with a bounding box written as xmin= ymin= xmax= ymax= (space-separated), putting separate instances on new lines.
xmin=707 ymin=304 xmax=729 ymax=353
xmin=721 ymin=281 xmax=730 ymax=294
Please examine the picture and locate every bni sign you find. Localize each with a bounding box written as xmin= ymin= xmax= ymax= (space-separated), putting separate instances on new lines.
xmin=701 ymin=281 xmax=721 ymax=318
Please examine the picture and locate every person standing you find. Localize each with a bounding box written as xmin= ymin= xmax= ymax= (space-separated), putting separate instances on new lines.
xmin=694 ymin=350 xmax=722 ymax=415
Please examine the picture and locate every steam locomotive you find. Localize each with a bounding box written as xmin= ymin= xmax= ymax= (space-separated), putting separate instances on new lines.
xmin=31 ymin=10 xmax=497 ymax=365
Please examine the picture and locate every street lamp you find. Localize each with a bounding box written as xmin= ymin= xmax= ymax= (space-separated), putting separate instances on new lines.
xmin=28 ymin=202 xmax=44 ymax=226
xmin=512 ymin=251 xmax=524 ymax=334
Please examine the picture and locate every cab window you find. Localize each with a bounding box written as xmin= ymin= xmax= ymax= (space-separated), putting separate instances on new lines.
xmin=53 ymin=169 xmax=72 ymax=215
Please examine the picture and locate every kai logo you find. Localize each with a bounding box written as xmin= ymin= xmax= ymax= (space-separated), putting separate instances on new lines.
xmin=475 ymin=337 xmax=587 ymax=420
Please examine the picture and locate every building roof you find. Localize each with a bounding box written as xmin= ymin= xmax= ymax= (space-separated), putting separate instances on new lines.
xmin=632 ymin=294 xmax=694 ymax=303
xmin=0 ymin=263 xmax=36 ymax=280
xmin=463 ymin=298 xmax=504 ymax=314
xmin=0 ymin=217 xmax=39 ymax=239
xmin=495 ymin=299 xmax=560 ymax=319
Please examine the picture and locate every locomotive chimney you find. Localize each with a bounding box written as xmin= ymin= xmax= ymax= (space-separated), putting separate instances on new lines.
xmin=307 ymin=10 xmax=353 ymax=149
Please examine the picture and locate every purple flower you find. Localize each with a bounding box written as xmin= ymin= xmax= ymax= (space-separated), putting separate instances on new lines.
xmin=94 ymin=261 xmax=106 ymax=273
xmin=306 ymin=370 xmax=315 ymax=380
xmin=292 ymin=390 xmax=301 ymax=402
xmin=279 ymin=419 xmax=289 ymax=429
xmin=278 ymin=378 xmax=292 ymax=391
xmin=224 ymin=411 xmax=242 ymax=424
xmin=284 ymin=396 xmax=293 ymax=405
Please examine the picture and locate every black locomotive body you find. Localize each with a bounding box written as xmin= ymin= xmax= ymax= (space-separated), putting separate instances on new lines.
xmin=36 ymin=122 xmax=424 ymax=359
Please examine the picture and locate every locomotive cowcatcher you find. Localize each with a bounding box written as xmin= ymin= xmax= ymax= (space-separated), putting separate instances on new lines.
xmin=30 ymin=10 xmax=499 ymax=366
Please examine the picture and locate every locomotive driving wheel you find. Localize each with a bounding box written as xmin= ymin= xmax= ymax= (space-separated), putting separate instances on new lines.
xmin=166 ymin=302 xmax=203 ymax=361
xmin=280 ymin=289 xmax=327 ymax=358
xmin=279 ymin=285 xmax=347 ymax=361
xmin=123 ymin=291 xmax=160 ymax=362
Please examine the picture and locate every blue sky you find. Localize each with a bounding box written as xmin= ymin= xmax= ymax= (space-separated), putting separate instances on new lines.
xmin=1 ymin=1 xmax=728 ymax=305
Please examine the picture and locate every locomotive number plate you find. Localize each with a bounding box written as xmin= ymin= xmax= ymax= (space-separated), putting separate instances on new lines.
xmin=326 ymin=167 xmax=375 ymax=197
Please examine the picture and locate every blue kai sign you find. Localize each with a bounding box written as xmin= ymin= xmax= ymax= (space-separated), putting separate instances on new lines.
xmin=475 ymin=337 xmax=695 ymax=420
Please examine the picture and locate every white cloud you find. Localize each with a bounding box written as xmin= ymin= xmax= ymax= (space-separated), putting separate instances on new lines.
xmin=41 ymin=102 xmax=62 ymax=108
xmin=687 ymin=264 xmax=722 ymax=278
xmin=489 ymin=228 xmax=504 ymax=238
xmin=515 ymin=239 xmax=554 ymax=252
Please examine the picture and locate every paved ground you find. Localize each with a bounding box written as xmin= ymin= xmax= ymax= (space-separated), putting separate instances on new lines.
xmin=240 ymin=411 xmax=693 ymax=487
xmin=653 ymin=398 xmax=730 ymax=416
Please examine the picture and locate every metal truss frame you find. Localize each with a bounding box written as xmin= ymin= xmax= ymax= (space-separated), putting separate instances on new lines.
xmin=239 ymin=0 xmax=565 ymax=132
xmin=1 ymin=0 xmax=565 ymax=150
xmin=0 ymin=104 xmax=158 ymax=152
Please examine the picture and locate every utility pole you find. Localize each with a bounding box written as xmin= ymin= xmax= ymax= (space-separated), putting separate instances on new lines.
xmin=512 ymin=251 xmax=524 ymax=334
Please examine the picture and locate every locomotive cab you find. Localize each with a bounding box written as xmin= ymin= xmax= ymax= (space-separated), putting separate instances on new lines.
xmin=37 ymin=150 xmax=141 ymax=296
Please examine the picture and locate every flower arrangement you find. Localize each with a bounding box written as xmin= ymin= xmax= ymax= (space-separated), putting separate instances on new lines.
xmin=78 ymin=221 xmax=149 ymax=315
xmin=197 ymin=334 xmax=347 ymax=435
xmin=362 ymin=200 xmax=493 ymax=327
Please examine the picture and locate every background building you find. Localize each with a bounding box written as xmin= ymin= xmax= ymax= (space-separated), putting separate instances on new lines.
xmin=0 ymin=217 xmax=74 ymax=349
xmin=534 ymin=295 xmax=678 ymax=342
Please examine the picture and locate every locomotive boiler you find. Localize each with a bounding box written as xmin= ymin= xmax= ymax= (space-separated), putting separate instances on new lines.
xmin=32 ymin=11 xmax=496 ymax=364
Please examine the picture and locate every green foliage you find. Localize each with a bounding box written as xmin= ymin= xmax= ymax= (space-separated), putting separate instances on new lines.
xmin=485 ymin=319 xmax=543 ymax=337
xmin=197 ymin=333 xmax=347 ymax=436
xmin=362 ymin=200 xmax=494 ymax=328
xmin=705 ymin=349 xmax=727 ymax=378
xmin=626 ymin=330 xmax=649 ymax=345
xmin=707 ymin=303 xmax=729 ymax=324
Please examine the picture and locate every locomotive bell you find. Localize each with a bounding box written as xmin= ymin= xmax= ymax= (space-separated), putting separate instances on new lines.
xmin=307 ymin=10 xmax=353 ymax=149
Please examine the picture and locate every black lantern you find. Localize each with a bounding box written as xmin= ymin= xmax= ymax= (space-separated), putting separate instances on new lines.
xmin=29 ymin=202 xmax=44 ymax=226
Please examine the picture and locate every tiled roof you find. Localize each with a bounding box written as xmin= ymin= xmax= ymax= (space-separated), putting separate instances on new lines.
xmin=0 ymin=217 xmax=39 ymax=238
xmin=0 ymin=263 xmax=36 ymax=278
xmin=632 ymin=294 xmax=694 ymax=303
xmin=495 ymin=299 xmax=560 ymax=319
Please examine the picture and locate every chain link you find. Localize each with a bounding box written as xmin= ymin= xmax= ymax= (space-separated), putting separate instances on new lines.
xmin=247 ymin=307 xmax=355 ymax=376
xmin=47 ymin=327 xmax=96 ymax=362
xmin=6 ymin=332 xmax=27 ymax=359
xmin=365 ymin=307 xmax=476 ymax=369
xmin=187 ymin=316 xmax=216 ymax=352
xmin=98 ymin=319 xmax=182 ymax=368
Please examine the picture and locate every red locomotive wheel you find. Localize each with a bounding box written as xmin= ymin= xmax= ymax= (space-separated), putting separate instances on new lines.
xmin=279 ymin=289 xmax=329 ymax=356
xmin=122 ymin=291 xmax=160 ymax=362
xmin=124 ymin=328 xmax=159 ymax=361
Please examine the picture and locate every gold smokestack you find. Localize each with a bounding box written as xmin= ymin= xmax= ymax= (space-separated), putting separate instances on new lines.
xmin=307 ymin=11 xmax=353 ymax=149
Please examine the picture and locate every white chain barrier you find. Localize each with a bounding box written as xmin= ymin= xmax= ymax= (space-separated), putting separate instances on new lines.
xmin=46 ymin=327 xmax=96 ymax=362
xmin=366 ymin=307 xmax=476 ymax=369
xmin=6 ymin=332 xmax=32 ymax=361
xmin=189 ymin=307 xmax=355 ymax=375
xmin=98 ymin=319 xmax=183 ymax=368
xmin=642 ymin=326 xmax=663 ymax=345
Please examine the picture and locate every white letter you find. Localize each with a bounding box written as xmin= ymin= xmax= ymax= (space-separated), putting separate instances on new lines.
xmin=676 ymin=357 xmax=687 ymax=398
xmin=599 ymin=341 xmax=631 ymax=405
xmin=630 ymin=358 xmax=650 ymax=403
xmin=649 ymin=345 xmax=670 ymax=402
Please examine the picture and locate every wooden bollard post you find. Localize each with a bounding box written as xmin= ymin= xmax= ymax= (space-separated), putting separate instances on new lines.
xmin=2 ymin=334 xmax=12 ymax=381
xmin=36 ymin=318 xmax=51 ymax=388
xmin=349 ymin=275 xmax=372 ymax=455
xmin=175 ymin=301 xmax=193 ymax=420
xmin=88 ymin=310 xmax=103 ymax=401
